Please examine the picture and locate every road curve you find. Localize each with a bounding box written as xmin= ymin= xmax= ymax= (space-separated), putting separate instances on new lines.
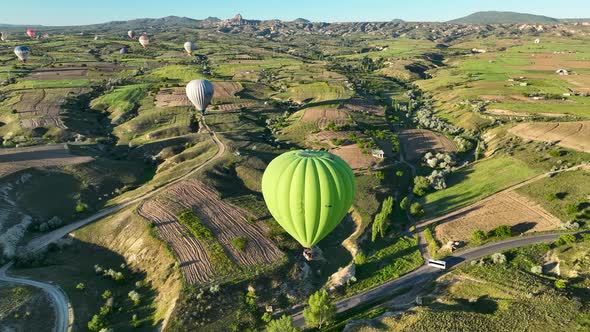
xmin=291 ymin=231 xmax=564 ymax=328
xmin=0 ymin=262 xmax=71 ymax=332
xmin=0 ymin=116 xmax=225 ymax=332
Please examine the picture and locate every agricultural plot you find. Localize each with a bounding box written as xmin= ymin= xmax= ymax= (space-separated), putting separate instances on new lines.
xmin=398 ymin=129 xmax=457 ymax=161
xmin=418 ymin=36 xmax=590 ymax=127
xmin=301 ymin=107 xmax=350 ymax=129
xmin=433 ymin=191 xmax=561 ymax=245
xmin=6 ymin=88 xmax=87 ymax=129
xmin=422 ymin=156 xmax=540 ymax=217
xmin=138 ymin=180 xmax=282 ymax=284
xmin=509 ymin=121 xmax=590 ymax=153
xmin=155 ymin=83 xmax=247 ymax=108
xmin=276 ymin=81 xmax=353 ymax=104
xmin=0 ymin=144 xmax=93 ymax=178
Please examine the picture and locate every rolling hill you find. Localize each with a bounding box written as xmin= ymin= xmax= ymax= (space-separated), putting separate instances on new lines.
xmin=449 ymin=11 xmax=560 ymax=24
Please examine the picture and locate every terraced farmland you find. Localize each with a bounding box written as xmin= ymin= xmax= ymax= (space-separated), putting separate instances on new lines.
xmin=138 ymin=179 xmax=283 ymax=284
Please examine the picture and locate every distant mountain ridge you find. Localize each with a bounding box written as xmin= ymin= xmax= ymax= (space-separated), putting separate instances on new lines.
xmin=449 ymin=11 xmax=560 ymax=24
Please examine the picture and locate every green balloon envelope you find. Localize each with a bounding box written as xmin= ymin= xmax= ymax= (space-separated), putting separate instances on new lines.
xmin=262 ymin=150 xmax=356 ymax=248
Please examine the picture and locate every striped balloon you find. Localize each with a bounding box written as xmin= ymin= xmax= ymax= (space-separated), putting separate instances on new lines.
xmin=186 ymin=79 xmax=214 ymax=112
xmin=14 ymin=46 xmax=30 ymax=62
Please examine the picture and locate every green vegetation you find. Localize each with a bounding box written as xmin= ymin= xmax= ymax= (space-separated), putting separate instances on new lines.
xmin=303 ymin=290 xmax=337 ymax=329
xmin=372 ymin=196 xmax=394 ymax=241
xmin=345 ymin=236 xmax=423 ymax=296
xmin=90 ymin=84 xmax=149 ymax=120
xmin=352 ymin=239 xmax=590 ymax=331
xmin=177 ymin=211 xmax=238 ymax=276
xmin=422 ymin=156 xmax=539 ymax=217
xmin=516 ymin=170 xmax=590 ymax=222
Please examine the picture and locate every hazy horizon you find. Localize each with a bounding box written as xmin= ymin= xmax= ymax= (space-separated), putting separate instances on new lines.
xmin=1 ymin=0 xmax=590 ymax=26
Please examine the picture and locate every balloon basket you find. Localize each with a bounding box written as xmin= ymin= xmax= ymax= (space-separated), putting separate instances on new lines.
xmin=303 ymin=248 xmax=313 ymax=261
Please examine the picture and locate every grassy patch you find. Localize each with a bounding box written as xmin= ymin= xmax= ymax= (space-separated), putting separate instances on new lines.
xmin=422 ymin=156 xmax=540 ymax=217
xmin=516 ymin=170 xmax=590 ymax=222
xmin=176 ymin=211 xmax=238 ymax=276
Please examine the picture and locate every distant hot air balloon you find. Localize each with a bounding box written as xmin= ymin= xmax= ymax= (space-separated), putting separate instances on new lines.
xmin=261 ymin=150 xmax=356 ymax=260
xmin=184 ymin=41 xmax=196 ymax=56
xmin=119 ymin=47 xmax=128 ymax=54
xmin=26 ymin=29 xmax=36 ymax=39
xmin=138 ymin=34 xmax=149 ymax=48
xmin=14 ymin=46 xmax=30 ymax=62
xmin=0 ymin=32 xmax=5 ymax=42
xmin=186 ymin=79 xmax=214 ymax=114
xmin=128 ymin=30 xmax=135 ymax=39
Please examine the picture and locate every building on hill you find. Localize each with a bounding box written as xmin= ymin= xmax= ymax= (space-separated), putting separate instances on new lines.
xmin=372 ymin=149 xmax=385 ymax=159
xmin=556 ymin=69 xmax=569 ymax=75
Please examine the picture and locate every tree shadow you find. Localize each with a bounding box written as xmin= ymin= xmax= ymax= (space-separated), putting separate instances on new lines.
xmin=511 ymin=222 xmax=537 ymax=234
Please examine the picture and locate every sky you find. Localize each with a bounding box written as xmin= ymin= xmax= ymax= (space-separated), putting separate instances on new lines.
xmin=2 ymin=0 xmax=590 ymax=26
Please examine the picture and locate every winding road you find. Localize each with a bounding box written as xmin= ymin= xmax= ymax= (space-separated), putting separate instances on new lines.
xmin=291 ymin=231 xmax=565 ymax=328
xmin=0 ymin=116 xmax=226 ymax=332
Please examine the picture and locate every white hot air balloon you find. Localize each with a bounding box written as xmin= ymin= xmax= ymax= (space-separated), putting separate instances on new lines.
xmin=139 ymin=34 xmax=149 ymax=48
xmin=0 ymin=32 xmax=5 ymax=42
xmin=14 ymin=46 xmax=30 ymax=62
xmin=186 ymin=79 xmax=214 ymax=114
xmin=184 ymin=41 xmax=196 ymax=56
xmin=128 ymin=30 xmax=135 ymax=39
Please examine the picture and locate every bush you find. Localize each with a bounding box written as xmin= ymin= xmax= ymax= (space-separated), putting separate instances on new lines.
xmin=565 ymin=204 xmax=578 ymax=216
xmin=354 ymin=252 xmax=367 ymax=265
xmin=530 ymin=265 xmax=543 ymax=274
xmin=101 ymin=290 xmax=112 ymax=299
xmin=490 ymin=225 xmax=511 ymax=239
xmin=471 ymin=229 xmax=487 ymax=244
xmin=76 ymin=282 xmax=86 ymax=290
xmin=128 ymin=290 xmax=141 ymax=305
xmin=231 ymin=237 xmax=248 ymax=252
xmin=554 ymin=279 xmax=567 ymax=289
xmin=410 ymin=202 xmax=424 ymax=217
xmin=413 ymin=176 xmax=430 ymax=196
xmin=75 ymin=201 xmax=88 ymax=213
xmin=491 ymin=253 xmax=506 ymax=264
xmin=555 ymin=234 xmax=577 ymax=246
xmin=399 ymin=196 xmax=408 ymax=210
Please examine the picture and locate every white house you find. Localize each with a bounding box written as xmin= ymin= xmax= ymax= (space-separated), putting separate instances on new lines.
xmin=556 ymin=69 xmax=569 ymax=76
xmin=372 ymin=149 xmax=385 ymax=159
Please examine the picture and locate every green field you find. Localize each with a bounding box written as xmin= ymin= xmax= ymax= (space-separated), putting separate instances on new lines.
xmin=516 ymin=170 xmax=590 ymax=222
xmin=422 ymin=156 xmax=540 ymax=217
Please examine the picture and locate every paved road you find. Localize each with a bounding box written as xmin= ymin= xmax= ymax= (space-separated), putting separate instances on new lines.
xmin=292 ymin=231 xmax=564 ymax=328
xmin=0 ymin=116 xmax=225 ymax=332
xmin=0 ymin=262 xmax=71 ymax=332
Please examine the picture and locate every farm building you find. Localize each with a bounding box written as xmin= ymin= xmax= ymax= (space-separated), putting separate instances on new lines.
xmin=372 ymin=149 xmax=385 ymax=159
xmin=534 ymin=38 xmax=540 ymax=44
xmin=556 ymin=69 xmax=569 ymax=75
xmin=471 ymin=48 xmax=487 ymax=54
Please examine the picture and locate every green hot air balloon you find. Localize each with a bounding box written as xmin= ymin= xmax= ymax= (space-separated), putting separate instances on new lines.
xmin=262 ymin=150 xmax=355 ymax=260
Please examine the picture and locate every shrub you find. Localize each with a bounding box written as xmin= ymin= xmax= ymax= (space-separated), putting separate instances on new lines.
xmin=413 ymin=176 xmax=430 ymax=196
xmin=490 ymin=225 xmax=511 ymax=239
xmin=76 ymin=282 xmax=86 ymax=291
xmin=531 ymin=265 xmax=543 ymax=274
xmin=231 ymin=237 xmax=248 ymax=252
xmin=101 ymin=290 xmax=112 ymax=299
xmin=410 ymin=202 xmax=424 ymax=217
xmin=354 ymin=253 xmax=367 ymax=265
xmin=555 ymin=234 xmax=577 ymax=246
xmin=267 ymin=315 xmax=299 ymax=332
xmin=128 ymin=290 xmax=141 ymax=305
xmin=399 ymin=196 xmax=408 ymax=210
xmin=491 ymin=253 xmax=506 ymax=264
xmin=75 ymin=201 xmax=88 ymax=213
xmin=554 ymin=279 xmax=567 ymax=289
xmin=471 ymin=230 xmax=487 ymax=244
